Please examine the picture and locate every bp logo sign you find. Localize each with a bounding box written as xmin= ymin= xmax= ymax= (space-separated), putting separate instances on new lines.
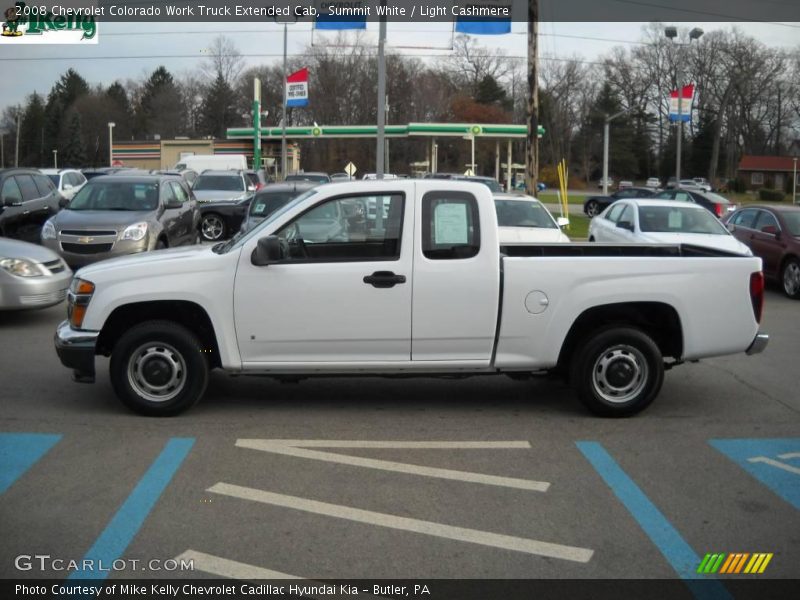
xmin=470 ymin=125 xmax=483 ymax=135
xmin=2 ymin=2 xmax=98 ymax=43
xmin=312 ymin=127 xmax=322 ymax=137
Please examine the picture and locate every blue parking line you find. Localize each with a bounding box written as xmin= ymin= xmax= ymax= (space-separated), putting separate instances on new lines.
xmin=0 ymin=433 xmax=62 ymax=494
xmin=710 ymin=438 xmax=800 ymax=510
xmin=576 ymin=441 xmax=730 ymax=600
xmin=69 ymin=437 xmax=195 ymax=581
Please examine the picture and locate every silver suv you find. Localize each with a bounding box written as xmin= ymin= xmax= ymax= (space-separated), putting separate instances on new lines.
xmin=191 ymin=170 xmax=253 ymax=203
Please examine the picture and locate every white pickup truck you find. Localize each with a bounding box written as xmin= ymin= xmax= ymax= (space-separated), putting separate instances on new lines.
xmin=54 ymin=180 xmax=768 ymax=417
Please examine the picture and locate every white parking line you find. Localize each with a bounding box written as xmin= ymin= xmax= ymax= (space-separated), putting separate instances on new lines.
xmin=176 ymin=550 xmax=301 ymax=579
xmin=208 ymin=482 xmax=594 ymax=563
xmin=176 ymin=550 xmax=389 ymax=599
xmin=236 ymin=439 xmax=549 ymax=492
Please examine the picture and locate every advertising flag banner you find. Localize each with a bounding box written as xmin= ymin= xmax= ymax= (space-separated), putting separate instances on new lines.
xmin=669 ymin=84 xmax=695 ymax=122
xmin=315 ymin=1 xmax=368 ymax=29
xmin=455 ymin=1 xmax=512 ymax=35
xmin=286 ymin=68 xmax=309 ymax=108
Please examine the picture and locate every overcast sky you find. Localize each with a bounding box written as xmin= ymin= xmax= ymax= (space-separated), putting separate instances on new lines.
xmin=1 ymin=21 xmax=798 ymax=115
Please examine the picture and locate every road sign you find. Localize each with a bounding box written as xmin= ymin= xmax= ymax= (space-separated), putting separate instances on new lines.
xmin=344 ymin=162 xmax=357 ymax=177
xmin=464 ymin=168 xmax=475 ymax=176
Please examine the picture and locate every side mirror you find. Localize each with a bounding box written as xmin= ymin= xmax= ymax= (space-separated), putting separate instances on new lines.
xmin=617 ymin=220 xmax=634 ymax=232
xmin=251 ymin=235 xmax=283 ymax=266
xmin=63 ymin=183 xmax=74 ymax=191
xmin=165 ymin=198 xmax=182 ymax=209
xmin=58 ymin=196 xmax=70 ymax=209
xmin=556 ymin=217 xmax=569 ymax=228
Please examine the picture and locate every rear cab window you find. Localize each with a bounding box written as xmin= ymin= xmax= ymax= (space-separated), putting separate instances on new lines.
xmin=421 ymin=191 xmax=480 ymax=260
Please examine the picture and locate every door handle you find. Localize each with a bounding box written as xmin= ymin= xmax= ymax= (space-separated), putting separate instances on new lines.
xmin=363 ymin=271 xmax=406 ymax=288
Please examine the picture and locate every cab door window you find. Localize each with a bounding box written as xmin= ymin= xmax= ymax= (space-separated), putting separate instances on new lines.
xmin=14 ymin=175 xmax=40 ymax=201
xmin=421 ymin=191 xmax=480 ymax=260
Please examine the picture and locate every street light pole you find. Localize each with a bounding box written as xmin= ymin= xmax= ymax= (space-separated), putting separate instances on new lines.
xmin=53 ymin=149 xmax=57 ymax=169
xmin=282 ymin=23 xmax=288 ymax=179
xmin=375 ymin=0 xmax=387 ymax=179
xmin=665 ymin=26 xmax=703 ymax=187
xmin=793 ymin=157 xmax=797 ymax=205
xmin=108 ymin=122 xmax=115 ymax=166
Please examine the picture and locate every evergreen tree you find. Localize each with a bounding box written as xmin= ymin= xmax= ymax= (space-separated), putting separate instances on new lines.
xmin=43 ymin=69 xmax=90 ymax=161
xmin=61 ymin=113 xmax=86 ymax=167
xmin=198 ymin=73 xmax=239 ymax=138
xmin=474 ymin=75 xmax=508 ymax=107
xmin=589 ymin=83 xmax=638 ymax=179
xmin=137 ymin=66 xmax=184 ymax=139
xmin=19 ymin=92 xmax=46 ymax=166
xmin=106 ymin=81 xmax=133 ymax=139
xmin=688 ymin=113 xmax=717 ymax=179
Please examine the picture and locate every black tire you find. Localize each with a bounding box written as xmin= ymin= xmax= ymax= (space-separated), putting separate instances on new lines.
xmin=570 ymin=327 xmax=664 ymax=417
xmin=155 ymin=239 xmax=167 ymax=250
xmin=109 ymin=320 xmax=208 ymax=416
xmin=200 ymin=214 xmax=227 ymax=241
xmin=585 ymin=200 xmax=600 ymax=217
xmin=781 ymin=257 xmax=800 ymax=299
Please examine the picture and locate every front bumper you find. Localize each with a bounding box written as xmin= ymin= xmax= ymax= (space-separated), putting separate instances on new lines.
xmin=43 ymin=238 xmax=149 ymax=268
xmin=0 ymin=270 xmax=72 ymax=310
xmin=746 ymin=332 xmax=769 ymax=356
xmin=54 ymin=320 xmax=99 ymax=382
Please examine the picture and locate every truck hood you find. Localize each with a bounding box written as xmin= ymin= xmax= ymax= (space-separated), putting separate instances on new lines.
xmin=75 ymin=244 xmax=215 ymax=279
xmin=52 ymin=209 xmax=155 ymax=231
xmin=639 ymin=232 xmax=752 ymax=255
xmin=498 ymin=227 xmax=570 ymax=244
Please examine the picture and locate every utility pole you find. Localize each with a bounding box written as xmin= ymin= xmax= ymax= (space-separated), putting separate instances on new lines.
xmin=525 ymin=0 xmax=539 ymax=194
xmin=602 ymin=109 xmax=628 ymax=196
xmin=15 ymin=112 xmax=20 ymax=167
xmin=375 ymin=0 xmax=387 ymax=179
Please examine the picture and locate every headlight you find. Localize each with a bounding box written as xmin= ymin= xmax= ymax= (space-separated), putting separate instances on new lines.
xmin=41 ymin=219 xmax=56 ymax=240
xmin=120 ymin=222 xmax=148 ymax=242
xmin=0 ymin=258 xmax=44 ymax=277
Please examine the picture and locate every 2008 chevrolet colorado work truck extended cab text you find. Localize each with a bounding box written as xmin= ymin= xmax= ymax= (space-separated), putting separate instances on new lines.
xmin=54 ymin=180 xmax=768 ymax=417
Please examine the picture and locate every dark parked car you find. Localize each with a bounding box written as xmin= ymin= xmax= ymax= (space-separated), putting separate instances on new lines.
xmin=41 ymin=174 xmax=199 ymax=268
xmin=285 ymin=172 xmax=331 ymax=184
xmin=583 ymin=187 xmax=655 ymax=217
xmin=725 ymin=205 xmax=800 ymax=298
xmin=0 ymin=168 xmax=63 ymax=242
xmin=652 ymin=188 xmax=737 ymax=219
xmin=81 ymin=167 xmax=133 ymax=180
xmin=240 ymin=182 xmax=319 ymax=234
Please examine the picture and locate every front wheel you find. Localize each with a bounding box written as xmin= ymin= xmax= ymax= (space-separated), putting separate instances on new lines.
xmin=110 ymin=320 xmax=208 ymax=416
xmin=200 ymin=214 xmax=227 ymax=241
xmin=781 ymin=258 xmax=800 ymax=299
xmin=585 ymin=200 xmax=600 ymax=217
xmin=570 ymin=327 xmax=664 ymax=417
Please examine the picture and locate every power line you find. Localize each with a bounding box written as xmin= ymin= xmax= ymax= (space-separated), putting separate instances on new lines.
xmin=610 ymin=0 xmax=800 ymax=28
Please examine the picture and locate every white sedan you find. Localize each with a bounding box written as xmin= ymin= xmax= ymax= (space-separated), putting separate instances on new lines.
xmin=494 ymin=193 xmax=570 ymax=244
xmin=588 ymin=199 xmax=752 ymax=255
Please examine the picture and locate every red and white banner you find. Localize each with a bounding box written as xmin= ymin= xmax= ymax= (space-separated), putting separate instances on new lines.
xmin=669 ymin=84 xmax=695 ymax=122
xmin=286 ymin=68 xmax=309 ymax=108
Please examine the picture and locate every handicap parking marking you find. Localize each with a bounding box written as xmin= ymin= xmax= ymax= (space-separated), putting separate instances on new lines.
xmin=0 ymin=433 xmax=61 ymax=495
xmin=709 ymin=438 xmax=800 ymax=510
xmin=576 ymin=442 xmax=731 ymax=600
xmin=69 ymin=437 xmax=195 ymax=581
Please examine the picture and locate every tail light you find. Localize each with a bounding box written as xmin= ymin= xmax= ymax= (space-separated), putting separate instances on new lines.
xmin=749 ymin=271 xmax=764 ymax=324
xmin=714 ymin=203 xmax=724 ymax=218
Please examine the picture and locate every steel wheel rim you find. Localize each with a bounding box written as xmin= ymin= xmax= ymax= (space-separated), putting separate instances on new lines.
xmin=784 ymin=262 xmax=800 ymax=296
xmin=127 ymin=342 xmax=187 ymax=403
xmin=201 ymin=216 xmax=224 ymax=240
xmin=587 ymin=203 xmax=598 ymax=217
xmin=592 ymin=344 xmax=649 ymax=404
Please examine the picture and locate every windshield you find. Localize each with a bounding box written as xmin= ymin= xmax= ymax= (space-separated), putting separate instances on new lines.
xmin=249 ymin=191 xmax=298 ymax=218
xmin=495 ymin=200 xmax=556 ymax=229
xmin=780 ymin=211 xmax=800 ymax=236
xmin=703 ymin=192 xmax=731 ymax=204
xmin=638 ymin=206 xmax=728 ymax=235
xmin=286 ymin=174 xmax=329 ymax=183
xmin=214 ymin=189 xmax=319 ymax=254
xmin=67 ymin=181 xmax=158 ymax=211
xmin=193 ymin=175 xmax=244 ymax=191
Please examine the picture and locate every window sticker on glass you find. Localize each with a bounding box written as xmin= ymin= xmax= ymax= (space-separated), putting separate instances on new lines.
xmin=434 ymin=202 xmax=468 ymax=244
xmin=668 ymin=211 xmax=683 ymax=229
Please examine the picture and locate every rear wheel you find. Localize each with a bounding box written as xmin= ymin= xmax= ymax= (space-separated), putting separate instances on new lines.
xmin=110 ymin=320 xmax=208 ymax=416
xmin=782 ymin=258 xmax=800 ymax=299
xmin=200 ymin=214 xmax=226 ymax=241
xmin=585 ymin=200 xmax=600 ymax=217
xmin=570 ymin=327 xmax=664 ymax=417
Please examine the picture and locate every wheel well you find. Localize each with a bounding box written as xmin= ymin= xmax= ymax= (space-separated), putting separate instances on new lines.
xmin=557 ymin=302 xmax=683 ymax=370
xmin=97 ymin=300 xmax=221 ymax=368
xmin=780 ymin=253 xmax=798 ymax=275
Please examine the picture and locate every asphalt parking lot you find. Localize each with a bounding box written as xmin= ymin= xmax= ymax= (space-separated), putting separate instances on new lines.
xmin=0 ymin=289 xmax=797 ymax=591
